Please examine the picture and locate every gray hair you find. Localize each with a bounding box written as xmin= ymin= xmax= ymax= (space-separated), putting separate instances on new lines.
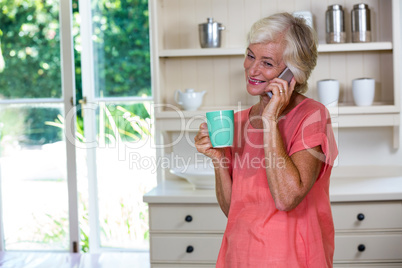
xmin=247 ymin=13 xmax=318 ymax=94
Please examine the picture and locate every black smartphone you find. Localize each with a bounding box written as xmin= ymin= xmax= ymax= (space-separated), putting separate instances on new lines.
xmin=267 ymin=67 xmax=294 ymax=97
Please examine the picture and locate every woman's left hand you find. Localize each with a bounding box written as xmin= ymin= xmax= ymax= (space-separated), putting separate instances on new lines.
xmin=263 ymin=77 xmax=296 ymax=122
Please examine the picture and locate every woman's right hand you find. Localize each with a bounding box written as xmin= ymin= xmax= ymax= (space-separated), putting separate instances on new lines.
xmin=194 ymin=123 xmax=225 ymax=161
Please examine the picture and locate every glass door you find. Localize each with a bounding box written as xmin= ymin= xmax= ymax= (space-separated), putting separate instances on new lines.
xmin=78 ymin=0 xmax=156 ymax=252
xmin=0 ymin=0 xmax=154 ymax=253
xmin=0 ymin=0 xmax=79 ymax=251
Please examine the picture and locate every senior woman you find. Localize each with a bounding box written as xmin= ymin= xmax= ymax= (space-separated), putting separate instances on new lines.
xmin=195 ymin=13 xmax=338 ymax=267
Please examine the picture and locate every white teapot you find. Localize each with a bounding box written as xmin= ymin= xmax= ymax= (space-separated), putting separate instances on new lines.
xmin=174 ymin=88 xmax=206 ymax=111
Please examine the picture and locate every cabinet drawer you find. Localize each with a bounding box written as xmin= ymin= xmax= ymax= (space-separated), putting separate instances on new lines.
xmin=334 ymin=233 xmax=402 ymax=261
xmin=149 ymin=204 xmax=227 ymax=232
xmin=150 ymin=234 xmax=222 ymax=263
xmin=332 ymin=201 xmax=402 ymax=230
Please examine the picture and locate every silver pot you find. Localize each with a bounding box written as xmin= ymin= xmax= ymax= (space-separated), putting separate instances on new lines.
xmin=198 ymin=18 xmax=225 ymax=48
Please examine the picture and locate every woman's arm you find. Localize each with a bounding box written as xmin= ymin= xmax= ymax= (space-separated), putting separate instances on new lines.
xmin=195 ymin=123 xmax=232 ymax=217
xmin=262 ymin=77 xmax=324 ymax=211
xmin=263 ymin=119 xmax=323 ymax=211
xmin=213 ymin=158 xmax=232 ymax=217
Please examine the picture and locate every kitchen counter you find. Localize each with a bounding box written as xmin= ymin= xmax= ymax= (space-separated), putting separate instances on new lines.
xmin=143 ymin=166 xmax=402 ymax=204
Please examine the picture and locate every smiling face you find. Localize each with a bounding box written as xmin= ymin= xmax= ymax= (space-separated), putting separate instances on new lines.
xmin=244 ymin=42 xmax=287 ymax=97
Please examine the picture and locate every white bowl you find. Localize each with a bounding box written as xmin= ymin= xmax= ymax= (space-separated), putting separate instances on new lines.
xmin=170 ymin=164 xmax=215 ymax=189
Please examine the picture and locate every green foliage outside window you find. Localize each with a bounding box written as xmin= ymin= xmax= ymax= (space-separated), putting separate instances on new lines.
xmin=0 ymin=0 xmax=151 ymax=144
xmin=0 ymin=0 xmax=62 ymax=99
xmin=90 ymin=0 xmax=151 ymax=97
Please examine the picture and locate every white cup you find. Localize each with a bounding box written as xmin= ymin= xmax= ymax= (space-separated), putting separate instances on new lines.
xmin=352 ymin=78 xmax=375 ymax=106
xmin=317 ymin=79 xmax=339 ymax=107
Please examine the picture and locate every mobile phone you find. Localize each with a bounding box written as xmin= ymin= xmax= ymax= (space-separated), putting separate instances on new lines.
xmin=267 ymin=67 xmax=294 ymax=97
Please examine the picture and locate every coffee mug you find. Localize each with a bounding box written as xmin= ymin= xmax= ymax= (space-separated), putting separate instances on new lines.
xmin=206 ymin=110 xmax=234 ymax=148
xmin=352 ymin=78 xmax=375 ymax=106
xmin=317 ymin=79 xmax=339 ymax=107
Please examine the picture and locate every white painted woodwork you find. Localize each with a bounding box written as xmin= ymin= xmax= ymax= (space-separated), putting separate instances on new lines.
xmin=332 ymin=201 xmax=402 ymax=230
xmin=149 ymin=204 xmax=227 ymax=232
xmin=150 ymin=234 xmax=222 ymax=263
xmin=334 ymin=233 xmax=402 ymax=261
xmin=149 ymin=0 xmax=401 ymax=148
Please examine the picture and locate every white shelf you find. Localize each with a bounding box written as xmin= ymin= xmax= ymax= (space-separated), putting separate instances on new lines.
xmin=156 ymin=103 xmax=399 ymax=118
xmin=159 ymin=48 xmax=245 ymax=57
xmin=158 ymin=42 xmax=393 ymax=57
xmin=318 ymin=42 xmax=393 ymax=52
xmin=155 ymin=109 xmax=399 ymax=148
xmin=327 ymin=103 xmax=399 ymax=114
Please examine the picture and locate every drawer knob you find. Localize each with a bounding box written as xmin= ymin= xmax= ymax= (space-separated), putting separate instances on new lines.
xmin=358 ymin=244 xmax=366 ymax=252
xmin=185 ymin=215 xmax=193 ymax=222
xmin=186 ymin=245 xmax=194 ymax=253
xmin=357 ymin=213 xmax=365 ymax=221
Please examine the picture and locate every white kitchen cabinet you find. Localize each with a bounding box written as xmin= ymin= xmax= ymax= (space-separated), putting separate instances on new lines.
xmin=149 ymin=0 xmax=401 ymax=153
xmin=332 ymin=201 xmax=402 ymax=264
xmin=144 ymin=175 xmax=402 ymax=267
xmin=147 ymin=200 xmax=225 ymax=267
xmin=146 ymin=201 xmax=402 ymax=267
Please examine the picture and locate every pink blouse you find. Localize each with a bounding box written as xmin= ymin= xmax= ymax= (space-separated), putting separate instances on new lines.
xmin=216 ymin=98 xmax=338 ymax=268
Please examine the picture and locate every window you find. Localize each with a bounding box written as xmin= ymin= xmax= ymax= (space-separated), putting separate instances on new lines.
xmin=0 ymin=0 xmax=155 ymax=252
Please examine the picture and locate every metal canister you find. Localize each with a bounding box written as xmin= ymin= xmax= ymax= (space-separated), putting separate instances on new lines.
xmin=198 ymin=18 xmax=225 ymax=48
xmin=325 ymin=4 xmax=346 ymax=44
xmin=351 ymin=3 xmax=371 ymax=43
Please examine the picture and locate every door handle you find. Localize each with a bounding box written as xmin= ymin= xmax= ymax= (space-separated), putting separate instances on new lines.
xmin=78 ymin=97 xmax=87 ymax=117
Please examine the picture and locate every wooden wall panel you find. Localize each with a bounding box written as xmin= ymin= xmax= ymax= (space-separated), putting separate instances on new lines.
xmin=260 ymin=1 xmax=278 ymax=18
xmin=163 ymin=59 xmax=181 ymax=105
xmin=380 ymin=52 xmax=394 ymax=102
xmin=345 ymin=53 xmax=364 ymax=104
xmin=211 ymin=0 xmax=229 ymax=48
xmin=311 ymin=0 xmax=327 ymax=43
xmin=211 ymin=57 xmax=230 ymax=106
xmin=294 ymin=0 xmax=312 ymax=13
xmin=328 ymin=54 xmax=347 ymax=103
xmin=195 ymin=58 xmax=215 ymax=106
xmin=179 ymin=0 xmax=197 ymax=49
xmin=243 ymin=0 xmax=261 ymax=37
xmin=161 ymin=0 xmax=180 ymax=49
xmin=378 ymin=0 xmax=393 ymax=42
xmin=277 ymin=0 xmax=296 ymax=13
xmin=226 ymin=0 xmax=245 ymax=48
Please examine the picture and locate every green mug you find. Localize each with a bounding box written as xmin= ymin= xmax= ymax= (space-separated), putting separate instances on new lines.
xmin=206 ymin=110 xmax=234 ymax=148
